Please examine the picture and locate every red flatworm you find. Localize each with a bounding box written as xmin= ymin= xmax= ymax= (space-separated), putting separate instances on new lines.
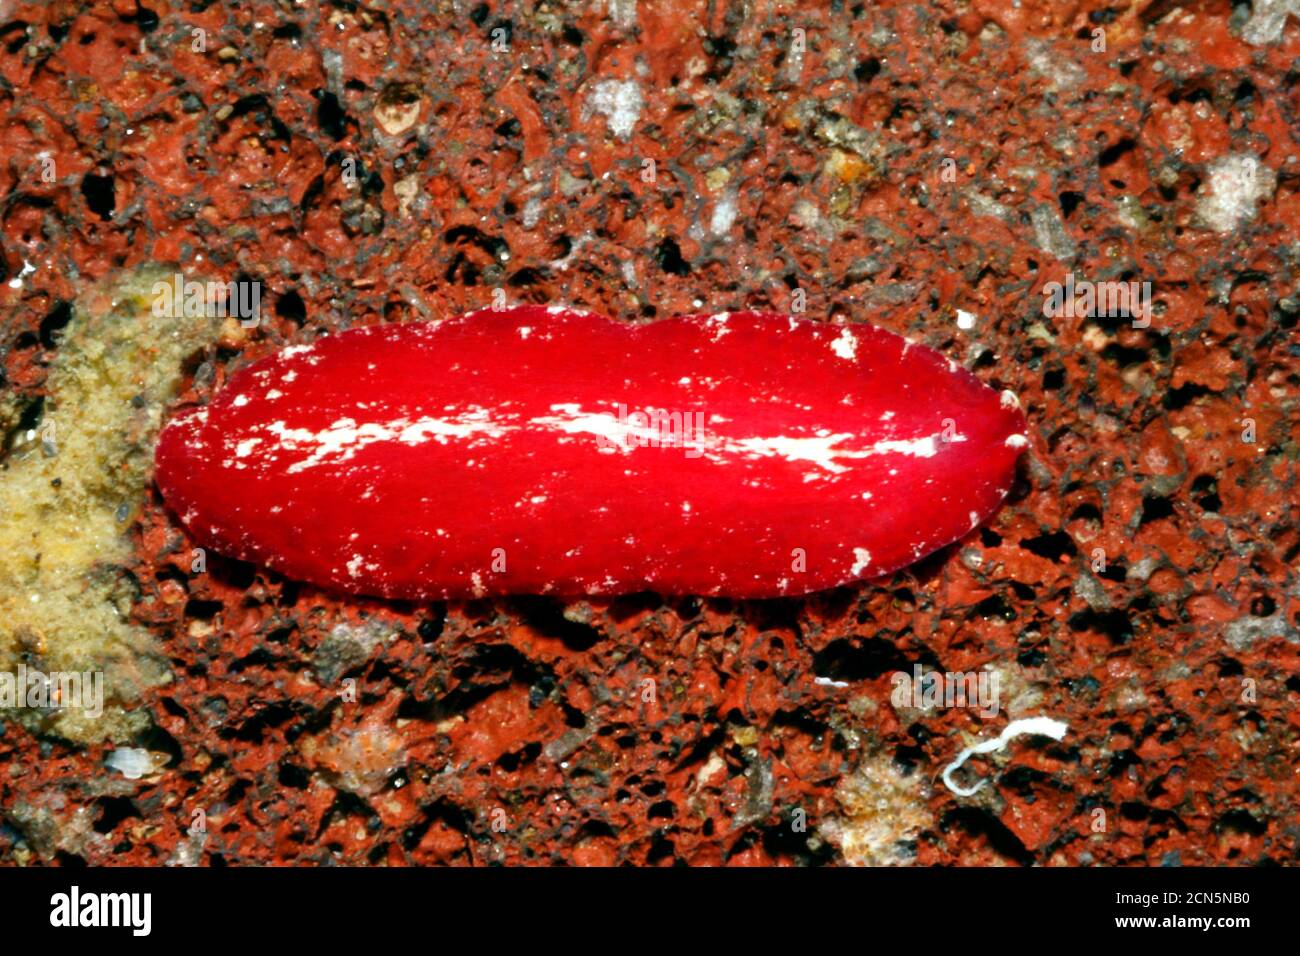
xmin=155 ymin=307 xmax=1028 ymax=598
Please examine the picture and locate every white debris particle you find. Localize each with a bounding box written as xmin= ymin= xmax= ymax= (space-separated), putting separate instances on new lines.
xmin=522 ymin=196 xmax=544 ymax=229
xmin=1005 ymin=434 xmax=1029 ymax=448
xmin=1241 ymin=0 xmax=1298 ymax=45
xmin=1025 ymin=36 xmax=1086 ymax=91
xmin=1195 ymin=153 xmax=1277 ymax=233
xmin=583 ymin=79 xmax=643 ymax=141
xmin=6 ymin=259 xmax=36 ymax=289
xmin=603 ymin=0 xmax=637 ymax=29
xmin=106 ymin=748 xmax=163 ymax=780
xmin=941 ymin=716 xmax=1069 ymax=797
xmin=710 ymin=189 xmax=738 ymax=236
xmin=850 ymin=547 xmax=872 ymax=575
xmin=1031 ymin=204 xmax=1077 ymax=262
xmin=830 ymin=327 xmax=858 ymax=360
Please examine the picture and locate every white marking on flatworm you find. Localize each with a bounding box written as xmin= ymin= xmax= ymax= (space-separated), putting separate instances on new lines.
xmin=266 ymin=408 xmax=509 ymax=473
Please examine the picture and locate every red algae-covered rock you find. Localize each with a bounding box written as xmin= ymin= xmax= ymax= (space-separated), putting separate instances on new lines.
xmin=155 ymin=307 xmax=1027 ymax=599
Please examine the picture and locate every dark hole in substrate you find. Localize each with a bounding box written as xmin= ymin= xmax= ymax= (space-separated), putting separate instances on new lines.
xmin=1216 ymin=657 xmax=1244 ymax=677
xmin=228 ymin=93 xmax=269 ymax=121
xmin=417 ymin=605 xmax=447 ymax=642
xmin=136 ymin=721 xmax=184 ymax=768
xmin=444 ymin=224 xmax=509 ymax=261
xmin=645 ymin=835 xmax=677 ymax=865
xmin=226 ymin=700 xmax=297 ymax=743
xmin=1098 ymin=137 xmax=1136 ymax=167
xmin=1108 ymin=749 xmax=1141 ymax=775
xmin=1190 ymin=474 xmax=1221 ymax=512
xmin=1216 ymin=809 xmax=1266 ymax=836
xmin=207 ymin=554 xmax=257 ymax=589
xmin=1138 ymin=494 xmax=1176 ymax=526
xmin=762 ymin=818 xmax=837 ymax=865
xmin=39 ymin=301 xmax=73 ymax=348
xmin=228 ymin=647 xmax=281 ymax=676
xmin=445 ymin=251 xmax=479 ymax=286
xmin=855 ymin=57 xmax=881 ymax=82
xmin=1069 ymin=607 xmax=1134 ymax=643
xmin=1018 ymin=645 xmax=1046 ymax=666
xmin=508 ymin=596 xmax=603 ymax=651
xmin=1069 ymin=502 xmax=1103 ymax=524
xmin=1120 ymin=801 xmax=1149 ymax=821
xmin=1100 ymin=342 xmax=1151 ymax=367
xmin=93 ymin=796 xmax=140 ymax=833
xmin=495 ymin=741 xmax=541 ymax=772
xmin=702 ymin=33 xmax=737 ymax=81
xmin=1019 ymin=530 xmax=1078 ymax=562
xmin=183 ymin=598 xmax=224 ymax=619
xmin=278 ymin=763 xmax=310 ymax=788
xmin=276 ymin=288 xmax=307 ymax=324
xmin=401 ymin=799 xmax=474 ymax=852
xmin=943 ymin=807 xmax=1035 ymax=865
xmin=812 ymin=637 xmax=920 ymax=681
xmin=654 ymin=236 xmax=691 ymax=276
xmin=1164 ymin=381 xmax=1212 ymax=410
xmin=1098 ymin=560 xmax=1126 ymax=582
xmin=315 ymin=90 xmax=349 ymax=140
xmin=508 ymin=266 xmax=548 ymax=287
xmin=129 ymin=4 xmax=160 ymax=31
xmin=971 ymin=594 xmax=1016 ymax=620
xmin=1251 ymin=595 xmax=1276 ymax=617
xmin=1 ymin=21 xmax=28 ymax=54
xmin=80 ymin=173 xmax=115 ymax=220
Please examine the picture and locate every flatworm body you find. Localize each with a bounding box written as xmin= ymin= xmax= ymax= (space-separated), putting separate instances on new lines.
xmin=155 ymin=307 xmax=1028 ymax=598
